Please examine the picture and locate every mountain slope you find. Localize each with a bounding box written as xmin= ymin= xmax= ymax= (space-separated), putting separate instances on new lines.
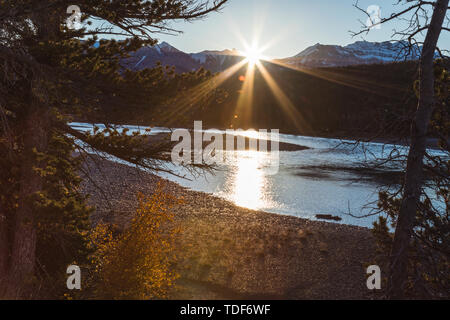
xmin=190 ymin=49 xmax=243 ymax=72
xmin=122 ymin=40 xmax=431 ymax=72
xmin=122 ymin=41 xmax=201 ymax=73
xmin=281 ymin=41 xmax=422 ymax=68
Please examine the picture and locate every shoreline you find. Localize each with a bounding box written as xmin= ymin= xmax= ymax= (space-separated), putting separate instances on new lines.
xmin=71 ymin=119 xmax=444 ymax=150
xmin=80 ymin=156 xmax=381 ymax=299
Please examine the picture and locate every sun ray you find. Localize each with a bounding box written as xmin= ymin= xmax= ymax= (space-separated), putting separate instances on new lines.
xmin=233 ymin=61 xmax=256 ymax=125
xmin=269 ymin=60 xmax=405 ymax=97
xmin=256 ymin=61 xmax=312 ymax=132
xmin=160 ymin=59 xmax=248 ymax=125
xmin=163 ymin=6 xmax=402 ymax=135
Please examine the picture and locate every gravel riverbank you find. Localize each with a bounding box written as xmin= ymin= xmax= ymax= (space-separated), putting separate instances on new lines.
xmin=80 ymin=156 xmax=381 ymax=300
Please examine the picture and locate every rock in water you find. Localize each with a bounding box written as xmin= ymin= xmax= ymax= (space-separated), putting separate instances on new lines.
xmin=316 ymin=214 xmax=342 ymax=222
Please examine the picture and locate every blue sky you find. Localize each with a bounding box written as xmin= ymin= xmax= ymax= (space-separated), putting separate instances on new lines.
xmin=154 ymin=0 xmax=449 ymax=58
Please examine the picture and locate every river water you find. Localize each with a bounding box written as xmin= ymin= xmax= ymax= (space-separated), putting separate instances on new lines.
xmin=71 ymin=122 xmax=446 ymax=227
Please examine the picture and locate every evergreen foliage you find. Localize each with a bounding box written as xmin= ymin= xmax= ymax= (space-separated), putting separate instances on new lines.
xmin=0 ymin=0 xmax=228 ymax=298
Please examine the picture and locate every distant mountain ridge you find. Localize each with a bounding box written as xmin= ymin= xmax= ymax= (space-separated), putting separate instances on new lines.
xmin=190 ymin=49 xmax=243 ymax=72
xmin=122 ymin=40 xmax=432 ymax=72
xmin=121 ymin=41 xmax=242 ymax=73
xmin=121 ymin=41 xmax=199 ymax=73
xmin=280 ymin=41 xmax=424 ymax=68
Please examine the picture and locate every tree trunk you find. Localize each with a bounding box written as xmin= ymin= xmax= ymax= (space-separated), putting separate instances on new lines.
xmin=388 ymin=0 xmax=449 ymax=299
xmin=3 ymin=107 xmax=49 ymax=298
xmin=0 ymin=209 xmax=8 ymax=283
xmin=0 ymin=10 xmax=58 ymax=299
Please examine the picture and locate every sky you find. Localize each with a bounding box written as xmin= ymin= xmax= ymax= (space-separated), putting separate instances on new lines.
xmin=154 ymin=0 xmax=449 ymax=59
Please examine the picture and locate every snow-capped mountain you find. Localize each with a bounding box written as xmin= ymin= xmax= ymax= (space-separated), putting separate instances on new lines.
xmin=190 ymin=49 xmax=243 ymax=72
xmin=122 ymin=42 xmax=243 ymax=73
xmin=122 ymin=40 xmax=428 ymax=73
xmin=281 ymin=41 xmax=422 ymax=68
xmin=190 ymin=49 xmax=236 ymax=64
xmin=122 ymin=41 xmax=201 ymax=73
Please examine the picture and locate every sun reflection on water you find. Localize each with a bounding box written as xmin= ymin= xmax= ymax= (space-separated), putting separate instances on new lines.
xmin=228 ymin=151 xmax=274 ymax=210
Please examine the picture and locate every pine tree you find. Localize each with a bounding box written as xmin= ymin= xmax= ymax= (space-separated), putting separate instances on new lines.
xmin=0 ymin=0 xmax=227 ymax=298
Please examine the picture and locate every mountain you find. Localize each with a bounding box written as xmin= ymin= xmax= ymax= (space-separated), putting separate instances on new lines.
xmin=122 ymin=41 xmax=201 ymax=73
xmin=190 ymin=49 xmax=243 ymax=73
xmin=280 ymin=41 xmax=422 ymax=68
xmin=122 ymin=40 xmax=430 ymax=73
xmin=122 ymin=42 xmax=243 ymax=73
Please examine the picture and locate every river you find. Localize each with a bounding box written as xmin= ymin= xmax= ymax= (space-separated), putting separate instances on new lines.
xmin=70 ymin=122 xmax=447 ymax=227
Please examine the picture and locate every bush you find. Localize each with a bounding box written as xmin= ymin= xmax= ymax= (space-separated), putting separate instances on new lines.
xmin=88 ymin=183 xmax=181 ymax=299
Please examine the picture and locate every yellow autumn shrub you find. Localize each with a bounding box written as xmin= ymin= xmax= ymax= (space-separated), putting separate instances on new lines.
xmin=89 ymin=183 xmax=181 ymax=299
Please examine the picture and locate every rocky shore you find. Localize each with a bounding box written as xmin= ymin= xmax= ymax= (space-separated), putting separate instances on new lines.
xmin=80 ymin=156 xmax=381 ymax=300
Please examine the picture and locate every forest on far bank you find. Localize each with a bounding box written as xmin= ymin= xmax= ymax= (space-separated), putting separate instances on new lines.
xmin=83 ymin=59 xmax=439 ymax=140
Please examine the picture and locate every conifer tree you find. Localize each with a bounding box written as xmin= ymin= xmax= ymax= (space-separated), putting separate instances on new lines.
xmin=0 ymin=0 xmax=227 ymax=298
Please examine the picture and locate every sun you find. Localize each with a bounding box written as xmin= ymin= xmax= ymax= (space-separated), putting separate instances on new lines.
xmin=242 ymin=46 xmax=264 ymax=65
